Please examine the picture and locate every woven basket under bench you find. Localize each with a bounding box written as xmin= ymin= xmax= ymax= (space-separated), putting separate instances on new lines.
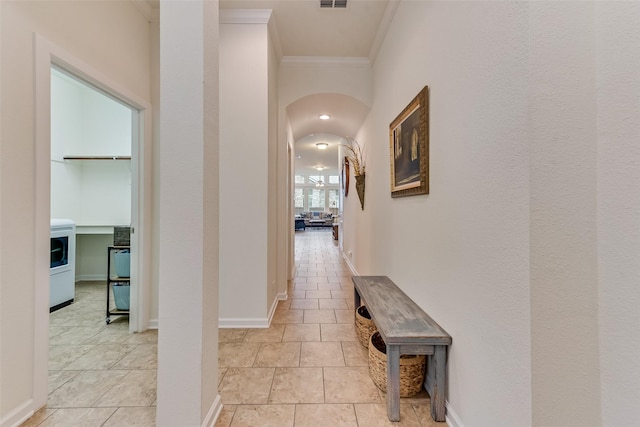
xmin=369 ymin=331 xmax=426 ymax=397
xmin=355 ymin=305 xmax=378 ymax=348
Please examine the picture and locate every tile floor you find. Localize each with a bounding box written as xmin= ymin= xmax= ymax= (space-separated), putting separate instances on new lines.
xmin=216 ymin=229 xmax=446 ymax=427
xmin=22 ymin=281 xmax=157 ymax=427
xmin=22 ymin=227 xmax=446 ymax=426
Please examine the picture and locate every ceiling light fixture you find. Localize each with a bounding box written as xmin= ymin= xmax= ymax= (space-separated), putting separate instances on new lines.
xmin=316 ymin=166 xmax=325 ymax=171
xmin=316 ymin=143 xmax=328 ymax=150
xmin=319 ymin=114 xmax=331 ymax=120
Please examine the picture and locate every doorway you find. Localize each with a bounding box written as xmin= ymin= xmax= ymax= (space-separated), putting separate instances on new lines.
xmin=50 ymin=66 xmax=135 ymax=324
xmin=33 ymin=34 xmax=152 ymax=410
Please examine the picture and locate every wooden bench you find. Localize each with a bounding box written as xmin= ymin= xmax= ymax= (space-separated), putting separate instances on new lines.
xmin=352 ymin=276 xmax=452 ymax=422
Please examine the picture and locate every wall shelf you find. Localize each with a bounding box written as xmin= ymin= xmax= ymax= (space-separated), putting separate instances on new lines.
xmin=63 ymin=155 xmax=131 ymax=161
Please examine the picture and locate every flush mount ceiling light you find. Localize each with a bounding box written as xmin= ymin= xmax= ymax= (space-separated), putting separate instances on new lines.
xmin=316 ymin=166 xmax=325 ymax=171
xmin=316 ymin=143 xmax=328 ymax=150
xmin=318 ymin=114 xmax=331 ymax=120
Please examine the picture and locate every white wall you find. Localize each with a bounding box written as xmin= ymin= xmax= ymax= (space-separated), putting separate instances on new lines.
xmin=346 ymin=2 xmax=531 ymax=425
xmin=342 ymin=2 xmax=640 ymax=426
xmin=50 ymin=48 xmax=133 ymax=282
xmin=75 ymin=234 xmax=113 ymax=281
xmin=279 ymin=58 xmax=373 ymax=109
xmin=594 ymin=2 xmax=640 ymax=425
xmin=157 ymin=1 xmax=220 ymax=423
xmin=267 ymin=22 xmax=281 ymax=308
xmin=219 ymin=15 xmax=271 ymax=325
xmin=0 ymin=1 xmax=150 ymax=424
xmin=529 ymin=3 xmax=601 ymax=425
xmin=51 ymin=69 xmax=132 ymax=226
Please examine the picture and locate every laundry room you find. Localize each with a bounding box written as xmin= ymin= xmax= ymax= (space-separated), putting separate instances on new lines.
xmin=50 ymin=66 xmax=133 ymax=313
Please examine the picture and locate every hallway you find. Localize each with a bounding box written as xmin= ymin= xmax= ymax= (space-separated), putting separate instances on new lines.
xmin=216 ymin=229 xmax=444 ymax=426
xmin=23 ymin=229 xmax=443 ymax=426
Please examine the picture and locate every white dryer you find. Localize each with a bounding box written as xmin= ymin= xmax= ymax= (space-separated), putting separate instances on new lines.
xmin=50 ymin=219 xmax=76 ymax=311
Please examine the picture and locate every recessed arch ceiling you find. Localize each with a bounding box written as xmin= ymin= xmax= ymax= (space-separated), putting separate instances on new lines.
xmin=287 ymin=93 xmax=369 ymax=142
xmin=287 ymin=93 xmax=369 ymax=175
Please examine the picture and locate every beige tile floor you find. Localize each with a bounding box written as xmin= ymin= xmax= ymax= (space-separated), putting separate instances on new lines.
xmin=22 ymin=280 xmax=157 ymax=427
xmin=216 ymin=229 xmax=446 ymax=427
xmin=23 ymin=228 xmax=446 ymax=426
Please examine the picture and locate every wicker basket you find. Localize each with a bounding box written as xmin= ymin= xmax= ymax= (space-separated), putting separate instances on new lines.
xmin=355 ymin=305 xmax=378 ymax=348
xmin=368 ymin=332 xmax=426 ymax=397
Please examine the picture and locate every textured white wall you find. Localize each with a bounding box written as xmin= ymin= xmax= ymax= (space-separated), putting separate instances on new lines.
xmin=344 ymin=2 xmax=640 ymax=426
xmin=157 ymin=0 xmax=220 ymax=424
xmin=267 ymin=26 xmax=280 ymax=311
xmin=0 ymin=1 xmax=150 ymax=423
xmin=219 ymin=20 xmax=270 ymax=324
xmin=346 ymin=2 xmax=532 ymax=425
xmin=595 ymin=2 xmax=640 ymax=424
xmin=529 ymin=3 xmax=602 ymax=425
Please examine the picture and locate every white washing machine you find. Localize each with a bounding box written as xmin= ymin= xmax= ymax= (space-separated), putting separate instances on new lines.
xmin=50 ymin=218 xmax=76 ymax=311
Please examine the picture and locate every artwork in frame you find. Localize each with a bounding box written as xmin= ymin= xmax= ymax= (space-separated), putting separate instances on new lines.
xmin=389 ymin=86 xmax=429 ymax=197
xmin=341 ymin=156 xmax=350 ymax=197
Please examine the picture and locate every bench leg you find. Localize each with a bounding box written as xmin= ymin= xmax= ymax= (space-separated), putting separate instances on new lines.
xmin=386 ymin=344 xmax=401 ymax=422
xmin=354 ymin=287 xmax=361 ymax=308
xmin=428 ymin=345 xmax=447 ymax=422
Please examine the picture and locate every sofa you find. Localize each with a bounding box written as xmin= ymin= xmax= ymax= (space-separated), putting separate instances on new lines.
xmin=296 ymin=211 xmax=334 ymax=227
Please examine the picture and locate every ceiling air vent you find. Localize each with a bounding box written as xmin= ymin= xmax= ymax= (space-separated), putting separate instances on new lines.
xmin=320 ymin=0 xmax=347 ymax=8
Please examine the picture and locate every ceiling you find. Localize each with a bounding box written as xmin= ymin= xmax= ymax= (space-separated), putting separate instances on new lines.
xmin=219 ymin=0 xmax=391 ymax=58
xmin=138 ymin=0 xmax=395 ymax=175
xmin=218 ymin=0 xmax=394 ymax=175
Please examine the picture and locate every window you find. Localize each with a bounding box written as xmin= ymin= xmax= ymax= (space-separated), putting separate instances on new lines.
xmin=295 ymin=175 xmax=305 ymax=184
xmin=328 ymin=175 xmax=339 ymax=184
xmin=308 ymin=175 xmax=321 ymax=185
xmin=308 ymin=189 xmax=325 ymax=209
xmin=328 ymin=189 xmax=339 ymax=209
xmin=294 ymin=188 xmax=304 ymax=208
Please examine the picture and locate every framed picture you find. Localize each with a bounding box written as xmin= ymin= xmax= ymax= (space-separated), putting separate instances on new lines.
xmin=341 ymin=156 xmax=350 ymax=197
xmin=389 ymin=86 xmax=429 ymax=197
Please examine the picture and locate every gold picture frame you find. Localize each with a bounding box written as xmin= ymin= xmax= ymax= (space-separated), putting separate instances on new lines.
xmin=389 ymin=86 xmax=429 ymax=197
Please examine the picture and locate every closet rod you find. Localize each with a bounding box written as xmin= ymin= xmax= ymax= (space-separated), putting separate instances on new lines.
xmin=63 ymin=156 xmax=131 ymax=161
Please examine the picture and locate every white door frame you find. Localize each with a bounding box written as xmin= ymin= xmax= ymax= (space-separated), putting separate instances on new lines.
xmin=33 ymin=33 xmax=152 ymax=408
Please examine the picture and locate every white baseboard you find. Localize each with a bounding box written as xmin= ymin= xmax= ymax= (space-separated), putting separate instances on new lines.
xmin=148 ymin=318 xmax=159 ymax=329
xmin=218 ymin=317 xmax=270 ymax=328
xmin=342 ymin=252 xmax=359 ymax=276
xmin=0 ymin=399 xmax=33 ymax=427
xmin=220 ymin=292 xmax=287 ymax=329
xmin=202 ymin=394 xmax=223 ymax=427
xmin=445 ymin=400 xmax=465 ymax=427
xmin=76 ymin=274 xmax=105 ymax=282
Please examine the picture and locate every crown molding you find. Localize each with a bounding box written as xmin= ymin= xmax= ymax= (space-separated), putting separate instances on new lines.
xmin=131 ymin=0 xmax=159 ymax=23
xmin=220 ymin=9 xmax=283 ymax=60
xmin=368 ymin=0 xmax=399 ymax=63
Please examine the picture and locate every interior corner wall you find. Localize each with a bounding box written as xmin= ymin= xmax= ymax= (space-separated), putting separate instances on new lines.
xmin=346 ymin=2 xmax=532 ymax=426
xmin=219 ymin=21 xmax=270 ymax=324
xmin=0 ymin=1 xmax=151 ymax=424
xmin=595 ymin=2 xmax=640 ymax=424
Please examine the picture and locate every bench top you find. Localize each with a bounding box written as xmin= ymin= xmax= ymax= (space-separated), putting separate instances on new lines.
xmin=352 ymin=276 xmax=452 ymax=346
